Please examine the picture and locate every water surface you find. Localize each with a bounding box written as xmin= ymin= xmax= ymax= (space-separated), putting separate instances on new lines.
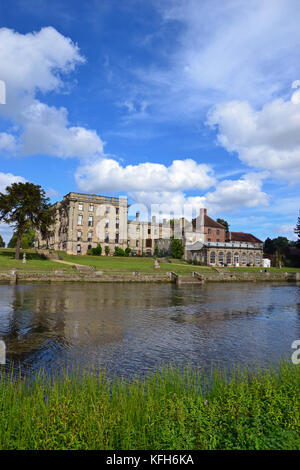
xmin=0 ymin=282 xmax=299 ymax=377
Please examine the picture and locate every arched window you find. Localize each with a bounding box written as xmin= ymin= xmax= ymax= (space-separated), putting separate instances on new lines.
xmin=226 ymin=252 xmax=232 ymax=265
xmin=218 ymin=251 xmax=224 ymax=265
xmin=210 ymin=251 xmax=216 ymax=264
xmin=242 ymin=252 xmax=247 ymax=265
xmin=249 ymin=253 xmax=253 ymax=265
xmin=255 ymin=253 xmax=261 ymax=265
xmin=234 ymin=252 xmax=239 ymax=265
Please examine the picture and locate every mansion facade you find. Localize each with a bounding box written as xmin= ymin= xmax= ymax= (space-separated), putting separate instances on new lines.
xmin=36 ymin=192 xmax=264 ymax=266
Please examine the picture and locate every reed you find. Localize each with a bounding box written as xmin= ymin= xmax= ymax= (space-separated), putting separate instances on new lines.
xmin=0 ymin=361 xmax=299 ymax=450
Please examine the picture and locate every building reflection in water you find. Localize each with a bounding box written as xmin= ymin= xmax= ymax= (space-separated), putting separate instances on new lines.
xmin=0 ymin=282 xmax=299 ymax=377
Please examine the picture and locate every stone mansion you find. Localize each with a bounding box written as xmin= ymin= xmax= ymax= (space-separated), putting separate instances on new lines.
xmin=36 ymin=191 xmax=264 ymax=267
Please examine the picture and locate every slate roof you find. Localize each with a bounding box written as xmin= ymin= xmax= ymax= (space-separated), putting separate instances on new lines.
xmin=192 ymin=215 xmax=226 ymax=229
xmin=226 ymin=232 xmax=263 ymax=243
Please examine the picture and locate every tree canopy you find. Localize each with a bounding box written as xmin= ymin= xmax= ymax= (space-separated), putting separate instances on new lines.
xmin=170 ymin=238 xmax=184 ymax=259
xmin=263 ymin=236 xmax=292 ymax=255
xmin=295 ymin=211 xmax=300 ymax=247
xmin=216 ymin=218 xmax=229 ymax=232
xmin=0 ymin=182 xmax=55 ymax=260
xmin=8 ymin=222 xmax=35 ymax=249
xmin=0 ymin=234 xmax=5 ymax=248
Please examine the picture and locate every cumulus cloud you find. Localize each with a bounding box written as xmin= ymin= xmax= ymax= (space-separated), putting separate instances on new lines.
xmin=0 ymin=132 xmax=17 ymax=153
xmin=207 ymin=85 xmax=300 ymax=181
xmin=129 ymin=173 xmax=267 ymax=216
xmin=0 ymin=26 xmax=84 ymax=94
xmin=19 ymin=101 xmax=104 ymax=158
xmin=0 ymin=26 xmax=104 ymax=158
xmin=0 ymin=171 xmax=26 ymax=193
xmin=75 ymin=158 xmax=216 ymax=192
xmin=204 ymin=173 xmax=269 ymax=211
xmin=75 ymin=155 xmax=267 ymax=217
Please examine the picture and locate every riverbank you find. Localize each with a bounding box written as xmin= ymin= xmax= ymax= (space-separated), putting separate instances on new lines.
xmin=1 ymin=268 xmax=299 ymax=283
xmin=0 ymin=362 xmax=299 ymax=450
xmin=1 ymin=248 xmax=299 ymax=283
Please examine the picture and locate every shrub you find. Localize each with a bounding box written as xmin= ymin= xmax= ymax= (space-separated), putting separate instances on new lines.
xmin=91 ymin=244 xmax=102 ymax=256
xmin=104 ymin=246 xmax=110 ymax=256
xmin=114 ymin=247 xmax=125 ymax=256
xmin=125 ymin=247 xmax=132 ymax=256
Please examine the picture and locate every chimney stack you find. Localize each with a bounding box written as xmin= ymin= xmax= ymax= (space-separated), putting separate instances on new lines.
xmin=197 ymin=208 xmax=207 ymax=235
xmin=136 ymin=212 xmax=140 ymax=221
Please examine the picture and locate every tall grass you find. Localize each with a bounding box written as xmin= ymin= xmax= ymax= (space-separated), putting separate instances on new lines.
xmin=0 ymin=362 xmax=299 ymax=450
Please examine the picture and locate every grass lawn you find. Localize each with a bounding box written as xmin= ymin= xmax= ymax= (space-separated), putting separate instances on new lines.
xmin=0 ymin=361 xmax=299 ymax=450
xmin=1 ymin=248 xmax=299 ymax=275
xmin=58 ymin=252 xmax=215 ymax=274
xmin=58 ymin=252 xmax=300 ymax=274
xmin=0 ymin=249 xmax=74 ymax=272
xmin=223 ymin=266 xmax=300 ymax=273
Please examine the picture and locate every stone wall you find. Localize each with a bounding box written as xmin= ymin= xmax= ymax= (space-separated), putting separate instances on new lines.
xmin=0 ymin=269 xmax=298 ymax=284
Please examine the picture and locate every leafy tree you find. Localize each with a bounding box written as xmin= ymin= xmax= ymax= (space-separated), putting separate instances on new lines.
xmin=170 ymin=238 xmax=184 ymax=259
xmin=263 ymin=237 xmax=276 ymax=254
xmin=91 ymin=244 xmax=102 ymax=256
xmin=0 ymin=182 xmax=54 ymax=260
xmin=295 ymin=211 xmax=300 ymax=247
xmin=264 ymin=236 xmax=290 ymax=255
xmin=0 ymin=234 xmax=5 ymax=248
xmin=272 ymin=236 xmax=290 ymax=254
xmin=216 ymin=218 xmax=229 ymax=232
xmin=8 ymin=222 xmax=35 ymax=249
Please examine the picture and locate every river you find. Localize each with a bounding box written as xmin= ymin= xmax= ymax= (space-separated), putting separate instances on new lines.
xmin=0 ymin=282 xmax=299 ymax=377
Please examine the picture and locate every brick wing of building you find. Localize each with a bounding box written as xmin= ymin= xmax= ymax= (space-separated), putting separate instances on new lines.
xmin=184 ymin=209 xmax=264 ymax=267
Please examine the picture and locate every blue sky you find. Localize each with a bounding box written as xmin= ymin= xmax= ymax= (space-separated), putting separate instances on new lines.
xmin=0 ymin=0 xmax=300 ymax=243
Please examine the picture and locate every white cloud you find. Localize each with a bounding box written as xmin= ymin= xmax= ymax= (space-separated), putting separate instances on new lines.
xmin=76 ymin=155 xmax=267 ymax=217
xmin=130 ymin=173 xmax=268 ymax=216
xmin=0 ymin=26 xmax=104 ymax=159
xmin=204 ymin=173 xmax=269 ymax=211
xmin=45 ymin=188 xmax=59 ymax=199
xmin=127 ymin=0 xmax=300 ymax=121
xmin=0 ymin=132 xmax=17 ymax=153
xmin=207 ymin=85 xmax=300 ymax=181
xmin=273 ymin=224 xmax=297 ymax=240
xmin=75 ymin=158 xmax=216 ymax=192
xmin=19 ymin=101 xmax=104 ymax=158
xmin=0 ymin=26 xmax=84 ymax=94
xmin=0 ymin=171 xmax=26 ymax=193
